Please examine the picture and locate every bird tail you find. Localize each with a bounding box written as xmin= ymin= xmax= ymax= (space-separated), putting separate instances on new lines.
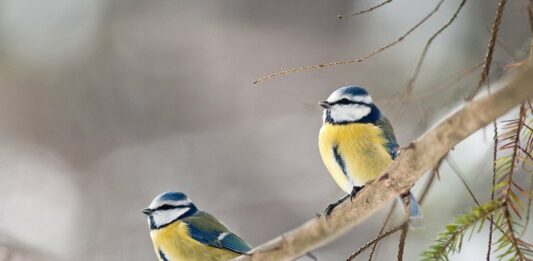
xmin=397 ymin=191 xmax=423 ymax=228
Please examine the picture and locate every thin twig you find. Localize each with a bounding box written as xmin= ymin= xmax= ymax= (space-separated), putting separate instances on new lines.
xmin=346 ymin=224 xmax=404 ymax=260
xmin=495 ymin=37 xmax=519 ymax=62
xmin=367 ymin=202 xmax=396 ymax=261
xmin=397 ymin=223 xmax=409 ymax=261
xmin=488 ymin=119 xmax=498 ymax=260
xmin=392 ymin=0 xmax=468 ymax=121
xmin=446 ymin=157 xmax=481 ymax=206
xmin=347 ymin=162 xmax=441 ymax=261
xmin=378 ymin=61 xmax=483 ymax=107
xmin=487 ymin=70 xmax=498 ymax=261
xmin=403 ymin=0 xmax=468 ymax=94
xmin=252 ymin=0 xmax=446 ymax=84
xmin=466 ymin=0 xmax=508 ymax=100
xmin=338 ymin=0 xmax=393 ymax=19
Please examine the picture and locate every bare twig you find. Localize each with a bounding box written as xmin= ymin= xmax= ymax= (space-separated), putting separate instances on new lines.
xmin=378 ymin=61 xmax=483 ymax=107
xmin=392 ymin=0 xmax=468 ymax=121
xmin=445 ymin=156 xmax=481 ymax=206
xmin=338 ymin=0 xmax=393 ymax=19
xmin=233 ymin=61 xmax=533 ymax=261
xmin=404 ymin=0 xmax=468 ymax=93
xmin=397 ymin=223 xmax=409 ymax=261
xmin=367 ymin=202 xmax=396 ymax=261
xmin=495 ymin=37 xmax=519 ymax=62
xmin=346 ymin=168 xmax=441 ymax=261
xmin=488 ymin=119 xmax=498 ymax=260
xmin=252 ymin=0 xmax=445 ymax=84
xmin=346 ymin=224 xmax=404 ymax=260
xmin=361 ymin=162 xmax=440 ymax=261
xmin=466 ymin=0 xmax=508 ymax=100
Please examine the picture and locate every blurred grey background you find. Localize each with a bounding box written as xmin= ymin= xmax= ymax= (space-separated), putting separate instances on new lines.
xmin=0 ymin=0 xmax=531 ymax=260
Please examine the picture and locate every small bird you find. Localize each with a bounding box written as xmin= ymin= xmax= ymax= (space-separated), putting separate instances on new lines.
xmin=318 ymin=86 xmax=422 ymax=224
xmin=143 ymin=192 xmax=252 ymax=261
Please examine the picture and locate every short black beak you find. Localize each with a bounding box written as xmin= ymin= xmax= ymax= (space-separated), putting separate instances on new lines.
xmin=142 ymin=208 xmax=152 ymax=215
xmin=319 ymin=100 xmax=331 ymax=109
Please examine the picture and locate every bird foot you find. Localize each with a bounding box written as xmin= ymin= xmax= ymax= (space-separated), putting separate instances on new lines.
xmin=324 ymin=186 xmax=364 ymax=219
xmin=349 ymin=186 xmax=364 ymax=202
xmin=324 ymin=194 xmax=350 ymax=219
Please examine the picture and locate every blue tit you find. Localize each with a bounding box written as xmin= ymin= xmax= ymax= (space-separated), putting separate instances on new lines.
xmin=318 ymin=86 xmax=422 ymax=224
xmin=142 ymin=192 xmax=252 ymax=261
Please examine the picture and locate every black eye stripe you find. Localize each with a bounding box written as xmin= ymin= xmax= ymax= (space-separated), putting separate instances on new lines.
xmin=330 ymin=99 xmax=369 ymax=106
xmin=154 ymin=204 xmax=190 ymax=211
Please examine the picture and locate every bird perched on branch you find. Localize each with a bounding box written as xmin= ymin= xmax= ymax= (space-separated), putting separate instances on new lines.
xmin=318 ymin=86 xmax=422 ymax=224
xmin=143 ymin=192 xmax=252 ymax=261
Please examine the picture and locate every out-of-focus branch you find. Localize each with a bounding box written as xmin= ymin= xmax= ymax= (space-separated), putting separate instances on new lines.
xmin=252 ymin=0 xmax=445 ymax=84
xmin=233 ymin=60 xmax=533 ymax=261
xmin=466 ymin=0 xmax=508 ymax=100
xmin=338 ymin=0 xmax=393 ymax=19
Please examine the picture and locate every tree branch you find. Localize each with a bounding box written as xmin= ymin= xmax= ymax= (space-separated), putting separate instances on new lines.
xmin=233 ymin=60 xmax=533 ymax=261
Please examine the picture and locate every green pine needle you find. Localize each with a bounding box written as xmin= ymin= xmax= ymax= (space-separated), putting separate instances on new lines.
xmin=421 ymin=201 xmax=503 ymax=261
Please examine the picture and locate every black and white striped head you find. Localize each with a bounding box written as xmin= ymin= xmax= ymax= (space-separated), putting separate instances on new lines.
xmin=320 ymin=86 xmax=379 ymax=124
xmin=142 ymin=192 xmax=198 ymax=230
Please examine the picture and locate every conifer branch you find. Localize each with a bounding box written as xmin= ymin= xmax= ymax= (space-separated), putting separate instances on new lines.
xmin=421 ymin=201 xmax=504 ymax=260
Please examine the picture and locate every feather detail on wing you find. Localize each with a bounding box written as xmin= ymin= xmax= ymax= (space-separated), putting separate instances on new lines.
xmin=375 ymin=114 xmax=399 ymax=159
xmin=182 ymin=212 xmax=252 ymax=254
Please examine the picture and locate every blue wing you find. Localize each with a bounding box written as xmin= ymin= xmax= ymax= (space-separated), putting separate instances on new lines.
xmin=375 ymin=114 xmax=399 ymax=159
xmin=183 ymin=212 xmax=252 ymax=254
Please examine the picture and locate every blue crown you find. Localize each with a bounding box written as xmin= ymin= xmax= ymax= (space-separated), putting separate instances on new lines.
xmin=159 ymin=192 xmax=188 ymax=201
xmin=339 ymin=86 xmax=369 ymax=97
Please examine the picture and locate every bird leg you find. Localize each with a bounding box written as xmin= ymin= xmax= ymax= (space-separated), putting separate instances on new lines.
xmin=324 ymin=186 xmax=364 ymax=218
xmin=349 ymin=185 xmax=364 ymax=201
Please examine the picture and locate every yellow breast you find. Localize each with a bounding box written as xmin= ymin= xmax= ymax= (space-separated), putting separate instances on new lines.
xmin=318 ymin=123 xmax=392 ymax=193
xmin=150 ymin=221 xmax=240 ymax=261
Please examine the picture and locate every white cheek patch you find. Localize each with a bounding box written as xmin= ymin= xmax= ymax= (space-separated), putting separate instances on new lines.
xmin=152 ymin=208 xmax=190 ymax=227
xmin=329 ymin=104 xmax=371 ymax=122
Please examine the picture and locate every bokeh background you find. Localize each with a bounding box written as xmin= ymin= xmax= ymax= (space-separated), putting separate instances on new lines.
xmin=0 ymin=0 xmax=531 ymax=260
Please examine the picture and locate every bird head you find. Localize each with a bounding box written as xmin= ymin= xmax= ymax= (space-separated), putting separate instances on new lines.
xmin=142 ymin=191 xmax=198 ymax=230
xmin=319 ymin=86 xmax=378 ymax=124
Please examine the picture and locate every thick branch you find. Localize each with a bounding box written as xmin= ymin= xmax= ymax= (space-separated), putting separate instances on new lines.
xmin=233 ymin=61 xmax=533 ymax=261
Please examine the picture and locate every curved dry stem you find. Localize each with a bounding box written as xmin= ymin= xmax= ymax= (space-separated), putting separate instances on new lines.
xmin=367 ymin=203 xmax=396 ymax=261
xmin=446 ymin=156 xmax=481 ymax=206
xmin=347 ymin=161 xmax=441 ymax=261
xmin=392 ymin=0 xmax=468 ymax=121
xmin=252 ymin=0 xmax=445 ymax=85
xmin=404 ymin=0 xmax=468 ymax=93
xmin=338 ymin=0 xmax=393 ymax=19
xmin=346 ymin=224 xmax=404 ymax=261
xmin=366 ymin=164 xmax=440 ymax=261
xmin=397 ymin=223 xmax=409 ymax=261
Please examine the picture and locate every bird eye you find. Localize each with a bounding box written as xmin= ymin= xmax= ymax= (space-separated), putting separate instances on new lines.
xmin=157 ymin=204 xmax=178 ymax=210
xmin=338 ymin=98 xmax=351 ymax=104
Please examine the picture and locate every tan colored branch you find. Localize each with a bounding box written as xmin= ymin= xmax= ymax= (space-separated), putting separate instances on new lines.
xmin=233 ymin=60 xmax=533 ymax=261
